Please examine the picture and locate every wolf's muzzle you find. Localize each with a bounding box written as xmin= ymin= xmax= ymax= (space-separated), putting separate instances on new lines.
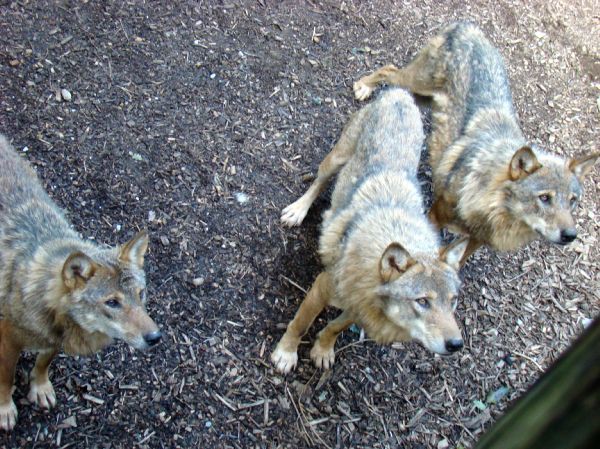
xmin=143 ymin=331 xmax=162 ymax=346
xmin=559 ymin=229 xmax=577 ymax=244
xmin=445 ymin=338 xmax=464 ymax=353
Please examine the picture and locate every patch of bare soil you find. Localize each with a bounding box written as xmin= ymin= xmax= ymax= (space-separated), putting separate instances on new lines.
xmin=0 ymin=1 xmax=598 ymax=448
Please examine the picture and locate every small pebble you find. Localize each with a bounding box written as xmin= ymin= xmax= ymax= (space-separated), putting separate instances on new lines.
xmin=61 ymin=88 xmax=72 ymax=101
xmin=60 ymin=415 xmax=77 ymax=428
xmin=192 ymin=277 xmax=205 ymax=287
xmin=234 ymin=192 xmax=249 ymax=204
xmin=582 ymin=317 xmax=592 ymax=328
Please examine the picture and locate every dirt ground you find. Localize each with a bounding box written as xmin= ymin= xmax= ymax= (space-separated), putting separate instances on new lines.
xmin=0 ymin=0 xmax=598 ymax=448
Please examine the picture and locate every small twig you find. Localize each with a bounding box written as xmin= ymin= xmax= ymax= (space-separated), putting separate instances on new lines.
xmin=238 ymin=399 xmax=265 ymax=410
xmin=214 ymin=393 xmax=237 ymax=411
xmin=549 ymin=295 xmax=568 ymax=314
xmin=280 ymin=275 xmax=308 ymax=294
xmin=136 ymin=431 xmax=156 ymax=446
xmin=308 ymin=417 xmax=330 ymax=426
xmin=513 ymin=351 xmax=545 ymax=372
xmin=447 ymin=407 xmax=476 ymax=440
xmin=506 ymin=270 xmax=530 ymax=283
xmin=264 ymin=398 xmax=269 ymax=426
xmin=286 ymin=386 xmax=314 ymax=446
xmin=335 ymin=338 xmax=373 ymax=354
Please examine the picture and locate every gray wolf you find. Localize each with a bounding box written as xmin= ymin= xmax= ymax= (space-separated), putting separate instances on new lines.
xmin=353 ymin=22 xmax=598 ymax=265
xmin=0 ymin=135 xmax=161 ymax=430
xmin=273 ymin=88 xmax=468 ymax=373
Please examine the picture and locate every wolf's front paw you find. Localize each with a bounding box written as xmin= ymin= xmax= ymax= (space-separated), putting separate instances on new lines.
xmin=310 ymin=341 xmax=335 ymax=370
xmin=0 ymin=400 xmax=18 ymax=431
xmin=28 ymin=380 xmax=57 ymax=409
xmin=281 ymin=199 xmax=309 ymax=227
xmin=271 ymin=345 xmax=298 ymax=374
xmin=353 ymin=80 xmax=373 ymax=101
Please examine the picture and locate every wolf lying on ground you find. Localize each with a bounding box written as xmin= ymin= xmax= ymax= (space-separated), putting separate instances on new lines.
xmin=354 ymin=22 xmax=598 ymax=265
xmin=0 ymin=135 xmax=161 ymax=431
xmin=274 ymin=88 xmax=468 ymax=374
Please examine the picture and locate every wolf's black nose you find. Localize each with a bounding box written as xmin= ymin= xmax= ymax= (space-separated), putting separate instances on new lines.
xmin=144 ymin=331 xmax=162 ymax=346
xmin=445 ymin=338 xmax=463 ymax=353
xmin=560 ymin=229 xmax=577 ymax=244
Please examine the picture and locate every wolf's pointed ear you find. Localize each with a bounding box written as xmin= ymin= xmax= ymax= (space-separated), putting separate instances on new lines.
xmin=62 ymin=252 xmax=96 ymax=290
xmin=509 ymin=146 xmax=541 ymax=181
xmin=379 ymin=243 xmax=415 ymax=283
xmin=119 ymin=230 xmax=149 ymax=267
xmin=440 ymin=237 xmax=469 ymax=270
xmin=568 ymin=152 xmax=599 ymax=182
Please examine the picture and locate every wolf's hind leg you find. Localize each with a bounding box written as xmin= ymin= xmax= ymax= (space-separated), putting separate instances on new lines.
xmin=428 ymin=195 xmax=455 ymax=230
xmin=271 ymin=272 xmax=333 ymax=373
xmin=281 ymin=114 xmax=361 ymax=226
xmin=459 ymin=238 xmax=483 ymax=267
xmin=354 ymin=65 xmax=405 ymax=101
xmin=0 ymin=320 xmax=22 ymax=431
xmin=354 ymin=36 xmax=445 ymax=101
xmin=310 ymin=310 xmax=353 ymax=370
xmin=28 ymin=348 xmax=58 ymax=409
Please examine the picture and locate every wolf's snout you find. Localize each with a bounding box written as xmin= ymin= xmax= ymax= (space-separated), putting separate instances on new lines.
xmin=559 ymin=228 xmax=577 ymax=244
xmin=444 ymin=338 xmax=463 ymax=353
xmin=143 ymin=331 xmax=162 ymax=346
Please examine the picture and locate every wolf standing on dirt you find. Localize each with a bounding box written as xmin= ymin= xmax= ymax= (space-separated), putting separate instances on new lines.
xmin=0 ymin=135 xmax=162 ymax=430
xmin=273 ymin=88 xmax=468 ymax=374
xmin=354 ymin=22 xmax=598 ymax=265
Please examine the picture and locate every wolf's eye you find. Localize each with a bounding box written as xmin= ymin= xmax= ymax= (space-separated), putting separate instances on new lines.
xmin=105 ymin=298 xmax=121 ymax=308
xmin=538 ymin=194 xmax=551 ymax=204
xmin=570 ymin=196 xmax=577 ymax=207
xmin=139 ymin=288 xmax=147 ymax=302
xmin=415 ymin=298 xmax=431 ymax=309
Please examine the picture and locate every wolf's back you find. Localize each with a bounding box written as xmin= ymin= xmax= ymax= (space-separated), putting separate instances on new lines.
xmin=328 ymin=88 xmax=425 ymax=217
xmin=355 ymin=87 xmax=424 ymax=173
xmin=0 ymin=136 xmax=50 ymax=209
xmin=0 ymin=136 xmax=74 ymax=272
xmin=441 ymin=22 xmax=515 ymax=124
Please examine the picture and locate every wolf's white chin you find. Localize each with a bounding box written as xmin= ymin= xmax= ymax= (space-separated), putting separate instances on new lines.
xmin=125 ymin=336 xmax=150 ymax=351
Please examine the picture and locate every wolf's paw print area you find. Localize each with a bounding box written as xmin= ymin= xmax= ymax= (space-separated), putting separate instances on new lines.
xmin=280 ymin=198 xmax=311 ymax=227
xmin=310 ymin=341 xmax=336 ymax=370
xmin=353 ymin=80 xmax=374 ymax=101
xmin=27 ymin=380 xmax=57 ymax=410
xmin=0 ymin=401 xmax=17 ymax=432
xmin=271 ymin=346 xmax=298 ymax=374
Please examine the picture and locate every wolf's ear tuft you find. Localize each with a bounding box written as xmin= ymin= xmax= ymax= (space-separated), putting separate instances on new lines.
xmin=440 ymin=237 xmax=469 ymax=270
xmin=119 ymin=230 xmax=149 ymax=267
xmin=509 ymin=146 xmax=541 ymax=181
xmin=62 ymin=252 xmax=96 ymax=290
xmin=379 ymin=243 xmax=415 ymax=283
xmin=568 ymin=152 xmax=599 ymax=182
